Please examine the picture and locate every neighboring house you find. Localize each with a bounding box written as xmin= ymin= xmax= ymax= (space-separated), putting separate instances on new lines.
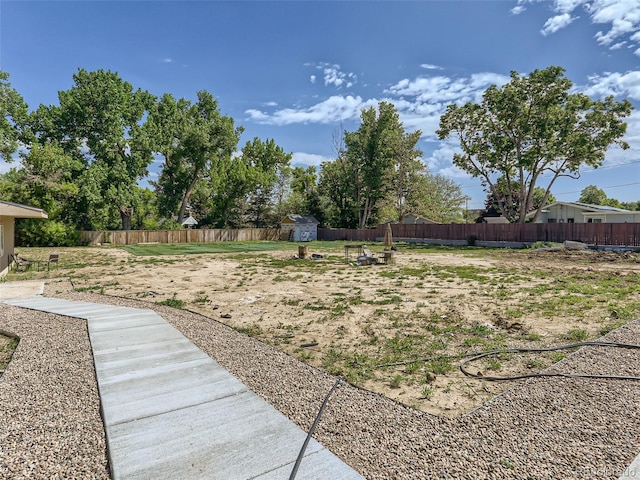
xmin=0 ymin=201 xmax=48 ymax=276
xmin=530 ymin=202 xmax=640 ymax=224
xmin=401 ymin=214 xmax=438 ymax=225
xmin=280 ymin=215 xmax=319 ymax=241
xmin=476 ymin=206 xmax=510 ymax=224
xmin=482 ymin=216 xmax=510 ymax=224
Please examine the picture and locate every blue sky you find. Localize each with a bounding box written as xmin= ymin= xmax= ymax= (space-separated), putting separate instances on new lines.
xmin=1 ymin=0 xmax=640 ymax=210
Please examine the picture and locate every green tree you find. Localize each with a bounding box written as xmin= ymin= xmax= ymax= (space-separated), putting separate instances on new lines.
xmin=484 ymin=179 xmax=556 ymax=221
xmin=0 ymin=71 xmax=28 ymax=162
xmin=283 ymin=166 xmax=324 ymax=223
xmin=577 ymin=184 xmax=622 ymax=207
xmin=415 ymin=172 xmax=467 ymax=223
xmin=344 ymin=101 xmax=421 ymax=228
xmin=437 ymin=66 xmax=632 ymax=223
xmin=318 ymin=157 xmax=358 ymax=228
xmin=240 ymin=137 xmax=292 ymax=227
xmin=621 ymin=200 xmax=640 ymax=211
xmin=31 ymin=69 xmax=155 ymax=230
xmin=148 ymin=91 xmax=242 ymax=224
xmin=0 ymin=142 xmax=82 ymax=245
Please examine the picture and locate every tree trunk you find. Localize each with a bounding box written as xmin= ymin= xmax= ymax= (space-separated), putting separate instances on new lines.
xmin=178 ymin=167 xmax=201 ymax=224
xmin=120 ymin=207 xmax=132 ymax=231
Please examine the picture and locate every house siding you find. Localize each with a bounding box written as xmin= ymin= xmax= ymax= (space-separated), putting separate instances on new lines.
xmin=536 ymin=203 xmax=640 ymax=224
xmin=0 ymin=216 xmax=15 ymax=276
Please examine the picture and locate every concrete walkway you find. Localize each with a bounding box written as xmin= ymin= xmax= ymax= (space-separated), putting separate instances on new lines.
xmin=3 ymin=294 xmax=363 ymax=480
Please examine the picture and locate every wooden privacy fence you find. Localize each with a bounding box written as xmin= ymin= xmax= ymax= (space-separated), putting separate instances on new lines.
xmin=319 ymin=223 xmax=640 ymax=247
xmin=80 ymin=228 xmax=280 ymax=246
xmin=81 ymin=223 xmax=640 ymax=247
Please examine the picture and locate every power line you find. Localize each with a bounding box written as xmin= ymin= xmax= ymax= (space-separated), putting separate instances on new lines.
xmin=555 ymin=181 xmax=640 ymax=197
xmin=457 ymin=158 xmax=640 ymax=189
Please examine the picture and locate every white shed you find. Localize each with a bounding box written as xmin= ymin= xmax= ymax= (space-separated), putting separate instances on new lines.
xmin=281 ymin=215 xmax=319 ymax=241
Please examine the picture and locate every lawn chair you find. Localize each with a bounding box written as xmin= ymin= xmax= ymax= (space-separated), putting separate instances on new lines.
xmin=47 ymin=252 xmax=60 ymax=270
xmin=358 ymin=248 xmax=378 ymax=265
xmin=9 ymin=253 xmax=32 ymax=272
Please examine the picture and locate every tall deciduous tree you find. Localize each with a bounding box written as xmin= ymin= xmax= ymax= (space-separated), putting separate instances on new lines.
xmin=148 ymin=91 xmax=242 ymax=224
xmin=31 ymin=69 xmax=154 ymax=230
xmin=0 ymin=71 xmax=28 ymax=162
xmin=437 ymin=66 xmax=632 ymax=223
xmin=344 ymin=101 xmax=421 ymax=228
xmin=241 ymin=137 xmax=292 ymax=227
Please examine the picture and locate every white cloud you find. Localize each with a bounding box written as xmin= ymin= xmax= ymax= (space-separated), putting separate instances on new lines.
xmin=386 ymin=72 xmax=509 ymax=105
xmin=306 ymin=62 xmax=357 ymax=89
xmin=581 ymin=70 xmax=640 ymax=100
xmin=610 ymin=40 xmax=627 ymax=49
xmin=518 ymin=0 xmax=640 ymax=53
xmin=245 ymin=95 xmax=367 ymax=125
xmin=420 ymin=64 xmax=443 ymax=70
xmin=541 ymin=13 xmax=579 ymax=35
xmin=162 ymin=58 xmax=173 ymax=63
xmin=291 ymin=152 xmax=332 ymax=167
xmin=263 ymin=101 xmax=278 ymax=107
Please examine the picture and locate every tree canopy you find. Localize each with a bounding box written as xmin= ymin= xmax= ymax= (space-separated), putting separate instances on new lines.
xmin=437 ymin=66 xmax=633 ymax=223
xmin=148 ymin=91 xmax=242 ymax=224
xmin=0 ymin=71 xmax=28 ymax=162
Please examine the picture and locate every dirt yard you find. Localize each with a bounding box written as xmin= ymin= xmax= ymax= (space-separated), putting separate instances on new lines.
xmin=14 ymin=243 xmax=640 ymax=417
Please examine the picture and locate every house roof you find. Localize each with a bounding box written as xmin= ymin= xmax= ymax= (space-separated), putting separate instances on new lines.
xmin=281 ymin=214 xmax=319 ymax=224
xmin=181 ymin=216 xmax=198 ymax=226
xmin=0 ymin=200 xmax=48 ymax=219
xmin=528 ymin=201 xmax=632 ymax=217
xmin=571 ymin=202 xmax=631 ymax=213
xmin=171 ymin=215 xmax=198 ymax=225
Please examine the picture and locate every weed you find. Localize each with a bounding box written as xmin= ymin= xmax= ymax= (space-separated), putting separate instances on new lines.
xmin=155 ymin=294 xmax=185 ymax=308
xmin=193 ymin=295 xmax=210 ymax=304
xmin=526 ymin=358 xmax=546 ymax=369
xmin=561 ymin=328 xmax=589 ymax=342
xmin=389 ymin=375 xmax=403 ymax=388
xmin=427 ymin=355 xmax=454 ymax=375
xmin=282 ymin=298 xmax=301 ymax=306
xmin=599 ymin=321 xmax=625 ymax=336
xmin=404 ymin=360 xmax=424 ymax=374
xmin=485 ymin=358 xmax=502 ymax=371
xmin=552 ymin=353 xmax=566 ymax=362
xmin=236 ymin=324 xmax=264 ymax=337
xmin=421 ymin=386 xmax=434 ymax=399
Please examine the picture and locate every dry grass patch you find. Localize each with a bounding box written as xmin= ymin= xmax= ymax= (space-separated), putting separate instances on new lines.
xmin=12 ymin=243 xmax=640 ymax=417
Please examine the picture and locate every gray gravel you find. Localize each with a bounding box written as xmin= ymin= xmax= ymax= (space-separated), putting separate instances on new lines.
xmin=0 ymin=305 xmax=109 ymax=480
xmin=2 ymin=286 xmax=640 ymax=479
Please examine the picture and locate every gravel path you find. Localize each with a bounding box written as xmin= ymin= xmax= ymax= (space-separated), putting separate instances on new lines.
xmin=2 ymin=285 xmax=640 ymax=479
xmin=0 ymin=305 xmax=109 ymax=480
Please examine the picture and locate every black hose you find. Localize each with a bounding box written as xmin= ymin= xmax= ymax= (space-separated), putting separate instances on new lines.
xmin=459 ymin=340 xmax=640 ymax=381
xmin=289 ymin=378 xmax=342 ymax=480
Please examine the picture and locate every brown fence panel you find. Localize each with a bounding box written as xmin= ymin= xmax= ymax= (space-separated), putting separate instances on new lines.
xmin=317 ymin=228 xmax=378 ymax=242
xmin=80 ymin=228 xmax=281 ymax=246
xmin=324 ymin=223 xmax=640 ymax=247
xmin=81 ymin=224 xmax=640 ymax=247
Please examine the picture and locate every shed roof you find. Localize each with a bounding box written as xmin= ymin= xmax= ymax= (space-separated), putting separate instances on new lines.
xmin=0 ymin=200 xmax=48 ymax=219
xmin=281 ymin=214 xmax=319 ymax=225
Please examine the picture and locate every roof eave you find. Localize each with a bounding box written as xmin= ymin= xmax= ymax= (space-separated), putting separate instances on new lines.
xmin=0 ymin=202 xmax=49 ymax=219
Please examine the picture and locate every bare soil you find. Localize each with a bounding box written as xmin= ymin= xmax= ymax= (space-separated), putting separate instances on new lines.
xmin=20 ymin=244 xmax=640 ymax=417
